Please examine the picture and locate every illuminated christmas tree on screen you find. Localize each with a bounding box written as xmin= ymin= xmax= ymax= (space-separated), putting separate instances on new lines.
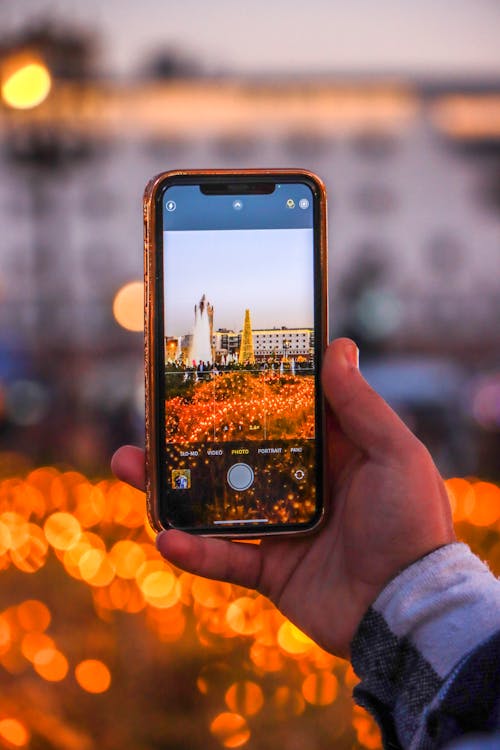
xmin=238 ymin=308 xmax=255 ymax=365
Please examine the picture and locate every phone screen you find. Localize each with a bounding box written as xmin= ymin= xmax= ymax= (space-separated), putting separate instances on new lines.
xmin=157 ymin=178 xmax=324 ymax=533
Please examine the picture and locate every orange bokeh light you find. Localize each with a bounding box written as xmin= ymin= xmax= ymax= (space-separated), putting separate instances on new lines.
xmin=1 ymin=57 xmax=51 ymax=110
xmin=272 ymin=685 xmax=305 ymax=717
xmin=109 ymin=540 xmax=146 ymax=579
xmin=16 ymin=600 xmax=51 ymax=632
xmin=62 ymin=532 xmax=104 ymax=580
xmin=136 ymin=560 xmax=179 ymax=607
xmin=209 ymin=712 xmax=250 ymax=748
xmin=302 ymin=671 xmax=338 ymax=706
xmin=249 ymin=642 xmax=284 ymax=672
xmin=225 ymin=680 xmax=264 ymax=717
xmin=153 ymin=610 xmax=186 ymax=642
xmin=0 ymin=463 xmax=498 ymax=748
xmin=21 ymin=632 xmax=55 ymax=662
xmin=192 ymin=578 xmax=232 ymax=609
xmin=33 ymin=648 xmax=69 ymax=682
xmin=0 ymin=718 xmax=30 ymax=747
xmin=75 ymin=659 xmax=112 ymax=693
xmin=0 ymin=615 xmax=12 ymax=655
xmin=0 ymin=513 xmax=30 ymax=551
xmin=467 ymin=482 xmax=500 ymax=526
xmin=107 ymin=482 xmax=145 ymax=527
xmin=112 ymin=281 xmax=143 ymax=332
xmin=0 ymin=520 xmax=11 ymax=554
xmin=445 ymin=478 xmax=475 ymax=522
xmin=344 ymin=663 xmax=360 ymax=690
xmin=277 ymin=621 xmax=314 ymax=655
xmin=81 ymin=552 xmax=115 ymax=587
xmin=44 ymin=512 xmax=81 ymax=550
xmin=2 ymin=480 xmax=46 ymax=521
xmin=353 ymin=705 xmax=383 ymax=750
xmin=74 ymin=483 xmax=106 ymax=527
xmin=109 ymin=578 xmax=133 ymax=609
xmin=253 ymin=606 xmax=283 ymax=646
xmin=226 ymin=597 xmax=261 ymax=636
xmin=10 ymin=523 xmax=48 ymax=573
xmin=141 ymin=570 xmax=180 ymax=608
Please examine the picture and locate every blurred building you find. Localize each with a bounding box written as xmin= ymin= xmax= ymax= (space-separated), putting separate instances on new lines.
xmin=1 ymin=76 xmax=499 ymax=350
xmin=1 ymin=65 xmax=500 ymax=469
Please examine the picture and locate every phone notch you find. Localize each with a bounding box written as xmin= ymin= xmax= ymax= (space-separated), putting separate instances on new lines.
xmin=200 ymin=183 xmax=275 ymax=195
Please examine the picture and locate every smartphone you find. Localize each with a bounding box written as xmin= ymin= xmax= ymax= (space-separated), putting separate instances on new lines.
xmin=144 ymin=169 xmax=328 ymax=537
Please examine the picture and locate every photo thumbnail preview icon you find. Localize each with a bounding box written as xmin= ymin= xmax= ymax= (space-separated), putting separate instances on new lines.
xmin=172 ymin=469 xmax=191 ymax=489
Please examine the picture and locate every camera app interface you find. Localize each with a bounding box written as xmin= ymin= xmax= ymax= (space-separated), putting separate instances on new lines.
xmin=162 ymin=183 xmax=318 ymax=529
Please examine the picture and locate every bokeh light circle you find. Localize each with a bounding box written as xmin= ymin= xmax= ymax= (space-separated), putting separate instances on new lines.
xmin=1 ymin=61 xmax=51 ymax=110
xmin=16 ymin=599 xmax=51 ymax=632
xmin=75 ymin=659 xmax=112 ymax=693
xmin=302 ymin=671 xmax=338 ymax=706
xmin=210 ymin=712 xmax=250 ymax=748
xmin=225 ymin=680 xmax=264 ymax=716
xmin=109 ymin=540 xmax=146 ymax=579
xmin=113 ymin=281 xmax=143 ymax=332
xmin=44 ymin=513 xmax=81 ymax=551
xmin=0 ymin=718 xmax=30 ymax=747
xmin=33 ymin=648 xmax=69 ymax=682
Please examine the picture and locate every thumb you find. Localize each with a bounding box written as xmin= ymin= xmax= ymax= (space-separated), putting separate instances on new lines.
xmin=321 ymin=338 xmax=415 ymax=459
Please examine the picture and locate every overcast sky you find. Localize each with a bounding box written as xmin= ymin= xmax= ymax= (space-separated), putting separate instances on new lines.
xmin=3 ymin=0 xmax=500 ymax=77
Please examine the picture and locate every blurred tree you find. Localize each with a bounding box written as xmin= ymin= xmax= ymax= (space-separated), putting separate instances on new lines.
xmin=141 ymin=47 xmax=203 ymax=79
xmin=0 ymin=22 xmax=99 ymax=467
xmin=0 ymin=20 xmax=97 ymax=80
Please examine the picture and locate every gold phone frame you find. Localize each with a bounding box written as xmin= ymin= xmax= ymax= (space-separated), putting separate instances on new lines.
xmin=144 ymin=169 xmax=328 ymax=537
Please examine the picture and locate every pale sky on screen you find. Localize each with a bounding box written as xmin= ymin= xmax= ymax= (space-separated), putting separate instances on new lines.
xmin=163 ymin=228 xmax=314 ymax=336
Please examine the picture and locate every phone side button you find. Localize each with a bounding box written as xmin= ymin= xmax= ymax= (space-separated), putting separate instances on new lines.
xmin=227 ymin=463 xmax=254 ymax=491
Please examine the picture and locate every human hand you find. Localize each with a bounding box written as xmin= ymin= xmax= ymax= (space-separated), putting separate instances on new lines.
xmin=112 ymin=338 xmax=455 ymax=658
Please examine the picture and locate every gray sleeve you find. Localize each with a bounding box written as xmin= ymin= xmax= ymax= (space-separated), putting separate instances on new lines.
xmin=350 ymin=543 xmax=500 ymax=749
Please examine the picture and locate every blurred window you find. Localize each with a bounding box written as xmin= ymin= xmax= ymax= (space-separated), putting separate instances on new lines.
xmin=5 ymin=246 xmax=30 ymax=282
xmin=477 ymin=166 xmax=500 ymax=214
xmin=351 ymin=131 xmax=399 ymax=159
xmin=144 ymin=137 xmax=190 ymax=159
xmin=81 ymin=189 xmax=118 ymax=219
xmin=83 ymin=243 xmax=117 ymax=274
xmin=353 ymin=184 xmax=397 ymax=215
xmin=3 ymin=194 xmax=31 ymax=217
xmin=283 ymin=133 xmax=332 ymax=157
xmin=212 ymin=135 xmax=257 ymax=158
xmin=426 ymin=233 xmax=464 ymax=273
xmin=349 ymin=240 xmax=391 ymax=279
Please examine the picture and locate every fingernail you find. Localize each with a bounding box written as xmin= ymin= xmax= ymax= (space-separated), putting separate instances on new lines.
xmin=343 ymin=341 xmax=359 ymax=369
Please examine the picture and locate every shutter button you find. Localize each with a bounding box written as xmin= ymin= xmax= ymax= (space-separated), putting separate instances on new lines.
xmin=227 ymin=463 xmax=254 ymax=491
